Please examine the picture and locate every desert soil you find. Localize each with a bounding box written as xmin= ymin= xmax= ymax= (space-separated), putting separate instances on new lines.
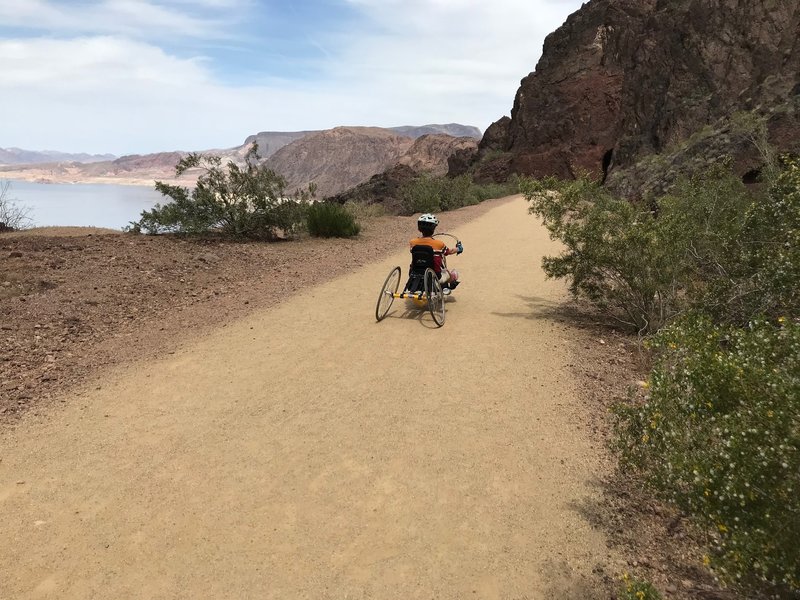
xmin=0 ymin=196 xmax=721 ymax=599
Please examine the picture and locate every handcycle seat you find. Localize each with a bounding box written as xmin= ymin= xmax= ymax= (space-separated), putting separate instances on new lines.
xmin=404 ymin=244 xmax=437 ymax=294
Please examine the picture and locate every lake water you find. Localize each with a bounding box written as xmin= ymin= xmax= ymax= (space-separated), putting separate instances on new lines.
xmin=4 ymin=180 xmax=164 ymax=230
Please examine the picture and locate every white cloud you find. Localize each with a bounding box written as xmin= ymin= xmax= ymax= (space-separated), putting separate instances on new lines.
xmin=0 ymin=0 xmax=245 ymax=39
xmin=0 ymin=1 xmax=586 ymax=154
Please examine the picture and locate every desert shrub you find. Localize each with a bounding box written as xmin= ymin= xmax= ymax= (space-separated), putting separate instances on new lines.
xmin=401 ymin=174 xmax=518 ymax=214
xmin=619 ymin=573 xmax=663 ymax=600
xmin=473 ymin=176 xmax=520 ymax=202
xmin=306 ymin=201 xmax=361 ymax=237
xmin=523 ymin=176 xmax=688 ymax=333
xmin=522 ymin=164 xmax=764 ymax=333
xmin=615 ymin=315 xmax=799 ymax=592
xmin=129 ymin=144 xmax=311 ymax=239
xmin=342 ymin=200 xmax=385 ymax=221
xmin=698 ymin=157 xmax=800 ymax=325
xmin=0 ymin=180 xmax=32 ymax=231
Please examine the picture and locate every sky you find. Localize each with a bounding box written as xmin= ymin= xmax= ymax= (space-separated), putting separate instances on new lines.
xmin=1 ymin=0 xmax=585 ymax=155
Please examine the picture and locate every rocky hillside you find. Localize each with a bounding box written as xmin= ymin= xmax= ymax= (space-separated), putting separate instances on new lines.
xmin=264 ymin=127 xmax=415 ymax=197
xmin=324 ymin=134 xmax=479 ymax=210
xmin=397 ymin=134 xmax=479 ymax=177
xmin=474 ymin=0 xmax=800 ymax=193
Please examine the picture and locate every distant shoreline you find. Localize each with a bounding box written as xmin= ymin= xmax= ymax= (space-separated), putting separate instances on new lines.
xmin=0 ymin=171 xmax=189 ymax=188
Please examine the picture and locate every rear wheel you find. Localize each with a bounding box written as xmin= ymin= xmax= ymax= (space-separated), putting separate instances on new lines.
xmin=424 ymin=268 xmax=445 ymax=327
xmin=375 ymin=266 xmax=401 ymax=321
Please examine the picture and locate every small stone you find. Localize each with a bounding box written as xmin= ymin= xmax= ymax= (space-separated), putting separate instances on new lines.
xmin=196 ymin=252 xmax=220 ymax=263
xmin=9 ymin=251 xmax=22 ymax=258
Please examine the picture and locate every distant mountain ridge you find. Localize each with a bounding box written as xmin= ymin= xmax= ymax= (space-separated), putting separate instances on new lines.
xmin=0 ymin=123 xmax=482 ymax=188
xmin=390 ymin=124 xmax=482 ymax=139
xmin=244 ymin=124 xmax=481 ymax=161
xmin=0 ymin=147 xmax=116 ymax=166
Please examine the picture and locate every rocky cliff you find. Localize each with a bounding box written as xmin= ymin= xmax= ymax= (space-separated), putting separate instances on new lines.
xmin=327 ymin=134 xmax=479 ymax=211
xmin=480 ymin=0 xmax=800 ymax=192
xmin=264 ymin=127 xmax=415 ymax=197
xmin=397 ymin=134 xmax=479 ymax=177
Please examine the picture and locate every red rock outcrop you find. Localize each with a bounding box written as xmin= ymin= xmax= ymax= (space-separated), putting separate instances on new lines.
xmin=493 ymin=0 xmax=800 ymax=185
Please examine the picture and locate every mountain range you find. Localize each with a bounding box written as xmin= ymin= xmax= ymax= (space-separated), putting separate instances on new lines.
xmin=0 ymin=123 xmax=481 ymax=195
xmin=0 ymin=148 xmax=116 ymax=166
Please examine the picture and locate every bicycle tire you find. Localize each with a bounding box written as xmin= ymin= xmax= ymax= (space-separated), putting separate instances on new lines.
xmin=424 ymin=268 xmax=445 ymax=327
xmin=375 ymin=266 xmax=401 ymax=321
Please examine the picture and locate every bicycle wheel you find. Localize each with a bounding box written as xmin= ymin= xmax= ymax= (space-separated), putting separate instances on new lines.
xmin=424 ymin=268 xmax=445 ymax=327
xmin=375 ymin=266 xmax=401 ymax=321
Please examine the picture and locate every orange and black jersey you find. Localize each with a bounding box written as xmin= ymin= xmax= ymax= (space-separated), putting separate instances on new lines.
xmin=409 ymin=236 xmax=449 ymax=272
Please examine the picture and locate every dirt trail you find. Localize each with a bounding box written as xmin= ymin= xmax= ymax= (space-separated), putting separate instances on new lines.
xmin=0 ymin=196 xmax=621 ymax=599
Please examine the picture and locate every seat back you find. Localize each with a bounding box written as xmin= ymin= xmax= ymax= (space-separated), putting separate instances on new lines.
xmin=409 ymin=244 xmax=435 ymax=275
xmin=404 ymin=244 xmax=436 ymax=294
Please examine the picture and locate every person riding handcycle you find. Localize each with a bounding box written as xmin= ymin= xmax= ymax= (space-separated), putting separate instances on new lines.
xmin=405 ymin=213 xmax=463 ymax=296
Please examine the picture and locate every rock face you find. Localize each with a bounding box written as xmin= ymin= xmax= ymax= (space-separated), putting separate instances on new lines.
xmin=327 ymin=164 xmax=420 ymax=214
xmin=397 ymin=135 xmax=478 ymax=176
xmin=265 ymin=127 xmax=415 ymax=197
xmin=327 ymin=135 xmax=479 ymax=211
xmin=493 ymin=0 xmax=800 ymax=188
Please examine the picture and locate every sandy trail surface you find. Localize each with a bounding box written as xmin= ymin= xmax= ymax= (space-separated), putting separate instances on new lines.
xmin=1 ymin=196 xmax=619 ymax=599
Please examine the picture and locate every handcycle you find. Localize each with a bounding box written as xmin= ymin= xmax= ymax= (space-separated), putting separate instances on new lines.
xmin=374 ymin=233 xmax=461 ymax=328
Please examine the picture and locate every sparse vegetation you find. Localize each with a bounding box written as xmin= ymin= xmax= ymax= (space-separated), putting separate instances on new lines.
xmin=0 ymin=180 xmax=32 ymax=231
xmin=619 ymin=573 xmax=663 ymax=600
xmin=306 ymin=201 xmax=361 ymax=238
xmin=616 ymin=316 xmax=799 ymax=592
xmin=128 ymin=144 xmax=313 ymax=239
xmin=525 ymin=156 xmax=800 ymax=596
xmin=400 ymin=173 xmax=519 ymax=214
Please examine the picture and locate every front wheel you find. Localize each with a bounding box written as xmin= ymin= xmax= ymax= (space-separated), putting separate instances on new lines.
xmin=375 ymin=266 xmax=401 ymax=321
xmin=424 ymin=268 xmax=445 ymax=327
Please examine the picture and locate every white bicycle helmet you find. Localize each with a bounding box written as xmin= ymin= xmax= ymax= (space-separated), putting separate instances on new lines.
xmin=418 ymin=213 xmax=439 ymax=226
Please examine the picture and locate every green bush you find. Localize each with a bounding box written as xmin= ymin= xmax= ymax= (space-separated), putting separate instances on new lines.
xmin=698 ymin=157 xmax=800 ymax=325
xmin=523 ymin=176 xmax=689 ymax=333
xmin=306 ymin=202 xmax=361 ymax=237
xmin=400 ymin=174 xmax=518 ymax=214
xmin=129 ymin=144 xmax=311 ymax=239
xmin=522 ymin=164 xmax=764 ymax=333
xmin=615 ymin=315 xmax=799 ymax=592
